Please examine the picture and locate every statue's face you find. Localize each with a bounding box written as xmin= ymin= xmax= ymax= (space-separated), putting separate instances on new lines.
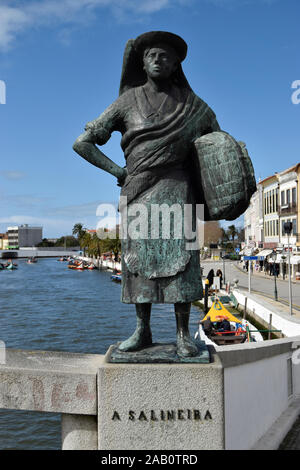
xmin=143 ymin=46 xmax=178 ymax=81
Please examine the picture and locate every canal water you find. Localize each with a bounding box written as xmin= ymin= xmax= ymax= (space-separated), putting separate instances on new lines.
xmin=0 ymin=258 xmax=202 ymax=449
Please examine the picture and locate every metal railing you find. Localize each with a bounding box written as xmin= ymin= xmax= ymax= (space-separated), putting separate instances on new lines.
xmin=279 ymin=202 xmax=297 ymax=215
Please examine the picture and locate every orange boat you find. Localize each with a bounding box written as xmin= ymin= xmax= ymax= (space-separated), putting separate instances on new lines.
xmin=68 ymin=260 xmax=84 ymax=270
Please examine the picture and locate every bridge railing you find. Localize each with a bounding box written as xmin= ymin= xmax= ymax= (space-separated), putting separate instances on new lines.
xmin=0 ymin=338 xmax=300 ymax=450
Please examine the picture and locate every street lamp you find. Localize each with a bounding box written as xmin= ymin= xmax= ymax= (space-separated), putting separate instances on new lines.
xmin=283 ymin=221 xmax=293 ymax=315
xmin=221 ymin=253 xmax=226 ymax=286
xmin=271 ymin=250 xmax=278 ymax=301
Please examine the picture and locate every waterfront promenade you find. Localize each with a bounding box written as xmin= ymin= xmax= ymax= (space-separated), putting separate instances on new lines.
xmin=0 ymin=257 xmax=299 ymax=449
xmin=201 ymin=260 xmax=300 ymax=315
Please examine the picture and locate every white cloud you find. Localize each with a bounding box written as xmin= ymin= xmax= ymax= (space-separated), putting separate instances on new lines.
xmin=0 ymin=5 xmax=30 ymax=50
xmin=0 ymin=170 xmax=27 ymax=180
xmin=0 ymin=214 xmax=90 ymax=237
xmin=0 ymin=198 xmax=119 ymax=236
xmin=0 ymin=0 xmax=279 ymax=50
xmin=0 ymin=214 xmax=58 ymax=225
xmin=0 ymin=0 xmax=177 ymax=51
xmin=46 ymin=200 xmax=118 ymax=217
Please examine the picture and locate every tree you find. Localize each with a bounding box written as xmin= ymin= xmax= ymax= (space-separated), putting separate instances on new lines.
xmin=72 ymin=223 xmax=87 ymax=253
xmin=80 ymin=232 xmax=92 ymax=256
xmin=102 ymin=235 xmax=121 ymax=261
xmin=236 ymin=227 xmax=245 ymax=243
xmin=72 ymin=223 xmax=85 ymax=240
xmin=227 ymin=224 xmax=237 ymax=243
xmin=203 ymin=221 xmax=223 ymax=246
xmin=37 ymin=238 xmax=55 ymax=247
xmin=54 ymin=236 xmax=79 ymax=247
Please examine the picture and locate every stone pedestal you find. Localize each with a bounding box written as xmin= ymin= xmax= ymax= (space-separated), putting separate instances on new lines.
xmin=61 ymin=414 xmax=98 ymax=450
xmin=97 ymin=347 xmax=224 ymax=450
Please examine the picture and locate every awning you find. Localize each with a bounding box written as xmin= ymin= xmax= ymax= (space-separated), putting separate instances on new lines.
xmin=257 ymin=249 xmax=273 ymax=258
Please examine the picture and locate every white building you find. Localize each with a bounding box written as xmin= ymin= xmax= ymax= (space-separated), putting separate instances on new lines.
xmin=243 ymin=164 xmax=300 ymax=279
xmin=278 ymin=167 xmax=298 ymax=248
xmin=7 ymin=225 xmax=43 ymax=248
xmin=262 ymin=174 xmax=279 ymax=249
xmin=244 ymin=181 xmax=263 ymax=248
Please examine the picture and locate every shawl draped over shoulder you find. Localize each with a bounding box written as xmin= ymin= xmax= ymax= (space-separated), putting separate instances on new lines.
xmin=88 ymin=85 xmax=219 ymax=301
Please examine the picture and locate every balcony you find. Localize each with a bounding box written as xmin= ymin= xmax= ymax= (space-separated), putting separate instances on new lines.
xmin=279 ymin=202 xmax=297 ymax=216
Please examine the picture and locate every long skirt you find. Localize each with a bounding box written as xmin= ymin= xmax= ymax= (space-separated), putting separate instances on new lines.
xmin=120 ymin=169 xmax=203 ymax=304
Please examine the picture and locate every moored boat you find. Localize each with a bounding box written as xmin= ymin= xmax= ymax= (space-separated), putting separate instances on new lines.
xmin=196 ymin=299 xmax=263 ymax=346
xmin=111 ymin=273 xmax=122 ymax=282
xmin=68 ymin=259 xmax=85 ymax=270
xmin=5 ymin=262 xmax=18 ymax=270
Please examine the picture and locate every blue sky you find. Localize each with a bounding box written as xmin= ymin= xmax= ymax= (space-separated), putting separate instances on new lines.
xmin=0 ymin=0 xmax=299 ymax=238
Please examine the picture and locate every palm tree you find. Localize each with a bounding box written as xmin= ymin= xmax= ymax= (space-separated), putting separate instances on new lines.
xmin=72 ymin=223 xmax=87 ymax=254
xmin=72 ymin=223 xmax=85 ymax=240
xmin=80 ymin=232 xmax=93 ymax=257
xmin=227 ymin=224 xmax=237 ymax=243
xmin=102 ymin=235 xmax=121 ymax=262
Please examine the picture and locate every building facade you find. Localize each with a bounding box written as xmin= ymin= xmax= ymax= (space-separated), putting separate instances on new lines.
xmin=262 ymin=174 xmax=279 ymax=249
xmin=244 ymin=184 xmax=263 ymax=248
xmin=278 ymin=166 xmax=299 ymax=248
xmin=0 ymin=233 xmax=9 ymax=250
xmin=243 ymin=164 xmax=300 ymax=278
xmin=7 ymin=225 xmax=43 ymax=248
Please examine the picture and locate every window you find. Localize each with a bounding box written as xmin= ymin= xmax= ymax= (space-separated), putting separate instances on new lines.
xmin=287 ymin=189 xmax=290 ymax=205
xmin=292 ymin=187 xmax=296 ymax=205
xmin=293 ymin=219 xmax=297 ymax=235
xmin=281 ymin=191 xmax=285 ymax=205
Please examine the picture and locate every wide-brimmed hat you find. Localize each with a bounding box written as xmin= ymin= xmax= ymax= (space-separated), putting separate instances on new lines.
xmin=134 ymin=31 xmax=187 ymax=62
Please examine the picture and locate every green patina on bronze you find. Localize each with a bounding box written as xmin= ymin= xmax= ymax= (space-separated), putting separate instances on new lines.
xmin=73 ymin=31 xmax=256 ymax=360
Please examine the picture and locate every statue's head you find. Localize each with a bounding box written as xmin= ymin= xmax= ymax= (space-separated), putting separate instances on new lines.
xmin=134 ymin=31 xmax=187 ymax=63
xmin=142 ymin=44 xmax=179 ymax=81
xmin=119 ymin=31 xmax=191 ymax=95
xmin=136 ymin=32 xmax=187 ymax=83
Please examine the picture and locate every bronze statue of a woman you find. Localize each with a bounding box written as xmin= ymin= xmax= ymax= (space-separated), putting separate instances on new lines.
xmin=73 ymin=31 xmax=254 ymax=358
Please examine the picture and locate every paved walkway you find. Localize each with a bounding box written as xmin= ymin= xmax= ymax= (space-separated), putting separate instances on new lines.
xmin=201 ymin=260 xmax=300 ymax=316
xmin=234 ymin=264 xmax=300 ymax=316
